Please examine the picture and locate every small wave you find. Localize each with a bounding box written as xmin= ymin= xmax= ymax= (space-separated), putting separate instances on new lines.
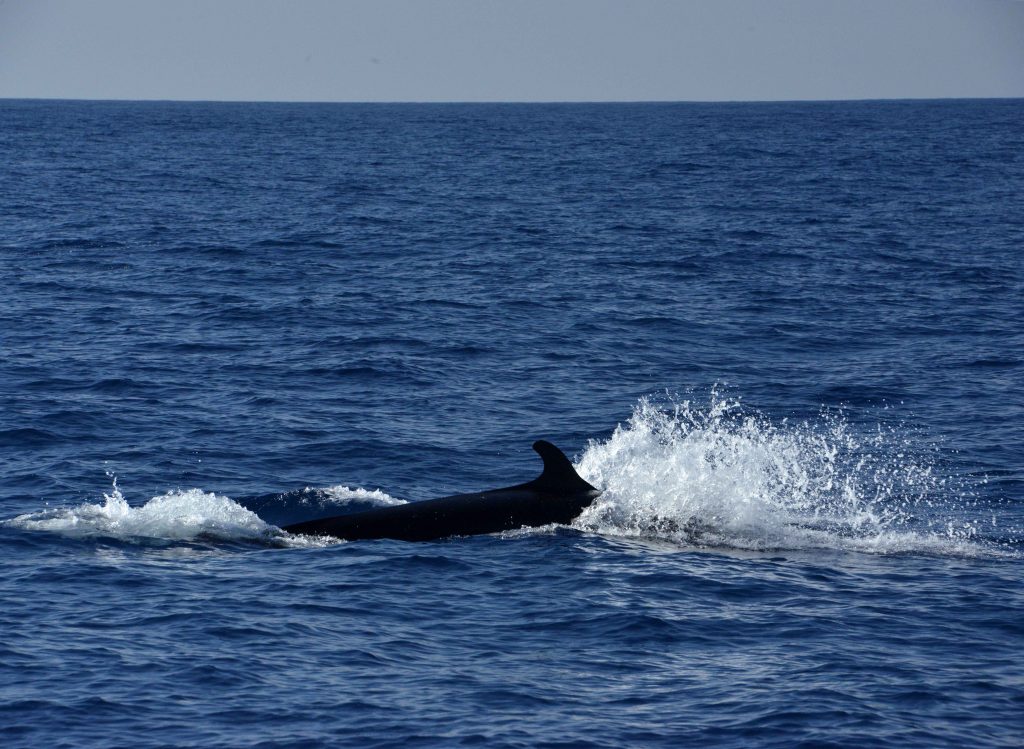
xmin=0 ymin=427 xmax=63 ymax=447
xmin=84 ymin=377 xmax=147 ymax=393
xmin=967 ymin=357 xmax=1020 ymax=369
xmin=315 ymin=485 xmax=406 ymax=509
xmin=572 ymin=393 xmax=1001 ymax=557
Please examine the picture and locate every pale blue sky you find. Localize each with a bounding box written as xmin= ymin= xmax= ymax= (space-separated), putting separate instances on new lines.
xmin=1 ymin=0 xmax=1022 ymax=102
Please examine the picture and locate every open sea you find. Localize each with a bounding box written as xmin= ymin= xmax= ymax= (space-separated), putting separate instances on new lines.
xmin=1 ymin=98 xmax=1022 ymax=748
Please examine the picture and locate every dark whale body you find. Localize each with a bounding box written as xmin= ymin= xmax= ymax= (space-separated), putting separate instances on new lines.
xmin=283 ymin=440 xmax=600 ymax=542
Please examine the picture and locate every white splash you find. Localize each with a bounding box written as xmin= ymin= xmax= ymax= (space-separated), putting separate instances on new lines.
xmin=572 ymin=394 xmax=987 ymax=556
xmin=6 ymin=480 xmax=283 ymax=544
xmin=3 ymin=479 xmax=406 ymax=547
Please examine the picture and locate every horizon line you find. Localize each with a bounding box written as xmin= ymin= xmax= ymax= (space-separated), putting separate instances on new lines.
xmin=3 ymin=95 xmax=1022 ymax=106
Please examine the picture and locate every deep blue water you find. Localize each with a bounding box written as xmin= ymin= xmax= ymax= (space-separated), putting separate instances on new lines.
xmin=1 ymin=99 xmax=1022 ymax=748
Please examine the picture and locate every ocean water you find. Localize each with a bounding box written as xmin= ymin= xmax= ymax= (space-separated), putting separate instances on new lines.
xmin=1 ymin=99 xmax=1022 ymax=748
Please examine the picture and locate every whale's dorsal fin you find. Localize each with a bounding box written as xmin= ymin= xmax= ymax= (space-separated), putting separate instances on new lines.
xmin=525 ymin=440 xmax=598 ymax=494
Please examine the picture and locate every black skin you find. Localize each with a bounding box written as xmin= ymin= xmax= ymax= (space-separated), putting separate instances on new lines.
xmin=283 ymin=441 xmax=601 ymax=542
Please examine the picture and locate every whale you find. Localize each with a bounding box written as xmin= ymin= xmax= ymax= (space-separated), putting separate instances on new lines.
xmin=282 ymin=440 xmax=600 ymax=541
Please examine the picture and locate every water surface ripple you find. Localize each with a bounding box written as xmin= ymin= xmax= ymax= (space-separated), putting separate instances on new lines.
xmin=1 ymin=99 xmax=1022 ymax=748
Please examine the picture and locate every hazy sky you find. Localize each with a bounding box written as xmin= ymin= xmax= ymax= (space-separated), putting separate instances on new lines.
xmin=1 ymin=0 xmax=1022 ymax=102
